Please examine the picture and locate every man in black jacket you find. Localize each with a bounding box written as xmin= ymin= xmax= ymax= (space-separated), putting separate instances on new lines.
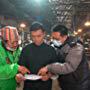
xmin=38 ymin=24 xmax=89 ymax=90
xmin=18 ymin=22 xmax=57 ymax=90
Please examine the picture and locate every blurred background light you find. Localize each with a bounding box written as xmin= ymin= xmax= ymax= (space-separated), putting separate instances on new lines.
xmin=34 ymin=0 xmax=42 ymax=3
xmin=20 ymin=23 xmax=26 ymax=28
xmin=74 ymin=31 xmax=78 ymax=35
xmin=84 ymin=21 xmax=90 ymax=26
xmin=78 ymin=29 xmax=82 ymax=33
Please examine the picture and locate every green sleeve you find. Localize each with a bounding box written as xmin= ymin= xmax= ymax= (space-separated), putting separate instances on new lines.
xmin=0 ymin=63 xmax=19 ymax=80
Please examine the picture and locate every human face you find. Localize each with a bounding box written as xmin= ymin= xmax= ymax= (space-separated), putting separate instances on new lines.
xmin=6 ymin=40 xmax=18 ymax=50
xmin=31 ymin=29 xmax=45 ymax=46
xmin=51 ymin=32 xmax=67 ymax=44
xmin=3 ymin=40 xmax=19 ymax=51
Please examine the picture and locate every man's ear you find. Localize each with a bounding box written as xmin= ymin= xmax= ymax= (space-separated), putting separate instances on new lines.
xmin=64 ymin=35 xmax=67 ymax=39
xmin=62 ymin=35 xmax=68 ymax=42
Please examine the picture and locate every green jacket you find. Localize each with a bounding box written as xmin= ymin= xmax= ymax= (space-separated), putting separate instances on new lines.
xmin=0 ymin=41 xmax=21 ymax=90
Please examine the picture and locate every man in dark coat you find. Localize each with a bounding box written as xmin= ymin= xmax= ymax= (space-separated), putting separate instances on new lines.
xmin=38 ymin=24 xmax=89 ymax=90
xmin=18 ymin=22 xmax=57 ymax=90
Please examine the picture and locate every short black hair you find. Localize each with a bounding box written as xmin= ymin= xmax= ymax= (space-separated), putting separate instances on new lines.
xmin=51 ymin=24 xmax=68 ymax=36
xmin=30 ymin=21 xmax=45 ymax=32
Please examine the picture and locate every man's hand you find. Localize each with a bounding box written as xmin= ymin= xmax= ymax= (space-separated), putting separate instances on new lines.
xmin=18 ymin=66 xmax=30 ymax=75
xmin=15 ymin=73 xmax=25 ymax=83
xmin=38 ymin=67 xmax=48 ymax=76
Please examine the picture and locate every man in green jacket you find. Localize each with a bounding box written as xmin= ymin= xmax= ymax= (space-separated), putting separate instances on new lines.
xmin=0 ymin=26 xmax=30 ymax=90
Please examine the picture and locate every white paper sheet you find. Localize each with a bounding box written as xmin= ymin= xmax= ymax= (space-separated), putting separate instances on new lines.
xmin=24 ymin=74 xmax=42 ymax=80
